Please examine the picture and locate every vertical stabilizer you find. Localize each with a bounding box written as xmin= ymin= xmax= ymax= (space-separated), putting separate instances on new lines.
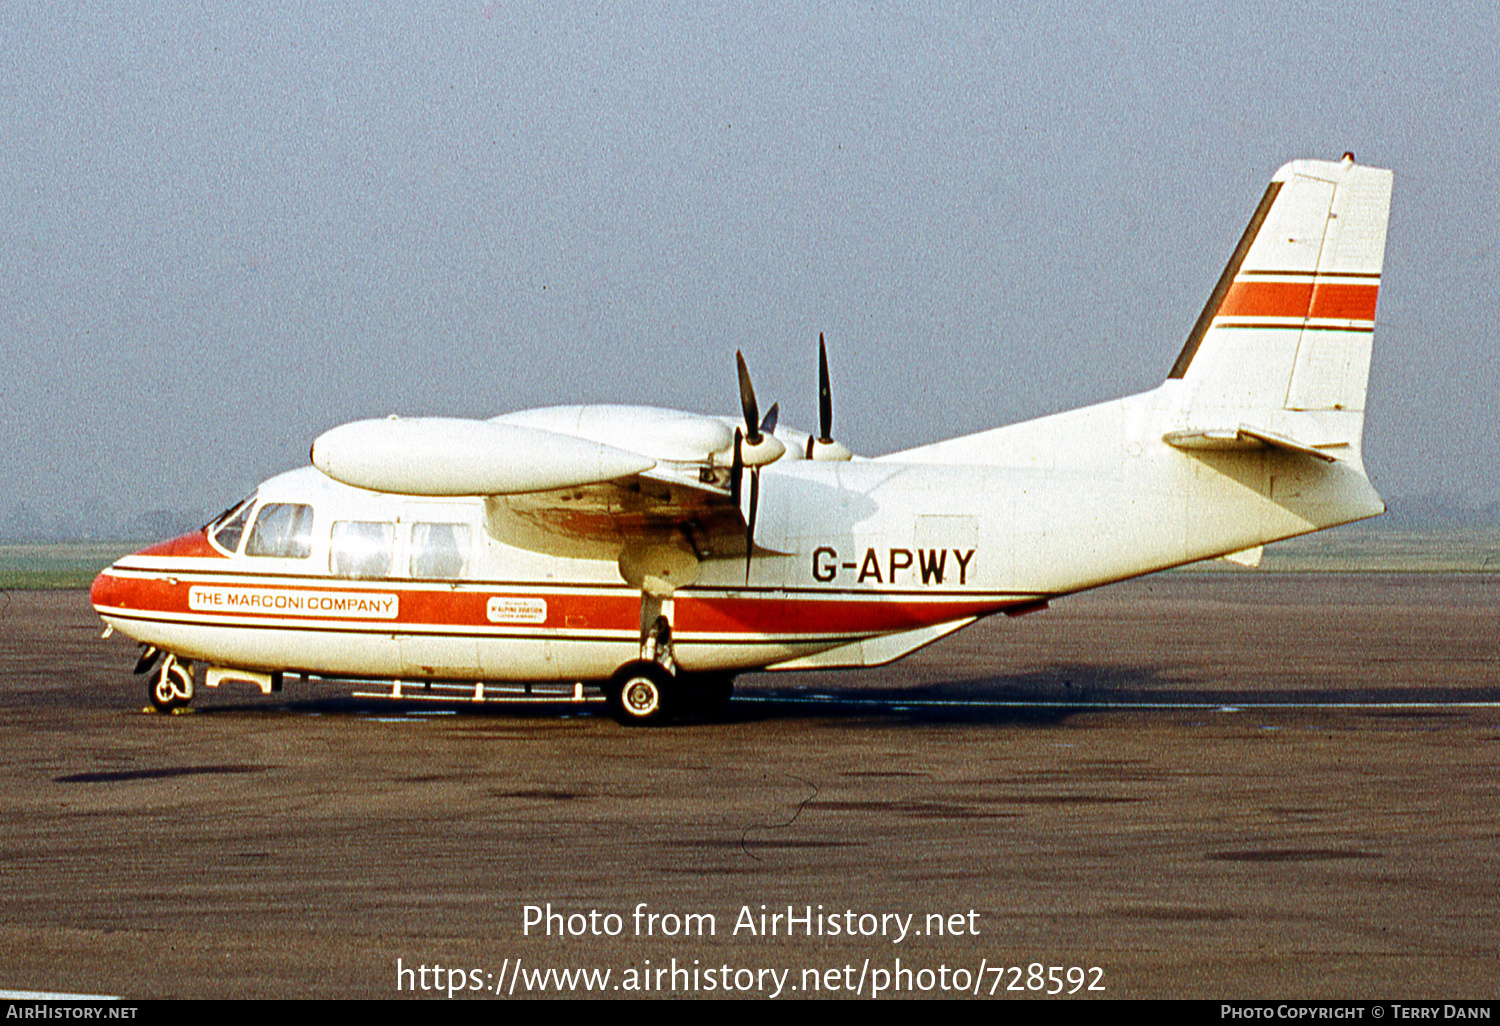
xmin=1167 ymin=156 xmax=1392 ymax=447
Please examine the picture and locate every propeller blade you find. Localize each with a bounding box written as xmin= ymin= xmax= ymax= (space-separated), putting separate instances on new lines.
xmin=744 ymin=468 xmax=760 ymax=583
xmin=818 ymin=332 xmax=833 ymax=443
xmin=760 ymin=402 xmax=778 ymax=436
xmin=730 ymin=428 xmax=743 ymax=508
xmin=806 ymin=333 xmax=853 ymax=461
xmin=735 ymin=350 xmax=762 ymax=445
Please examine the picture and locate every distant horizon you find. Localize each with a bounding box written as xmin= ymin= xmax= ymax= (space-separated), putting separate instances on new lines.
xmin=3 ymin=490 xmax=1500 ymax=545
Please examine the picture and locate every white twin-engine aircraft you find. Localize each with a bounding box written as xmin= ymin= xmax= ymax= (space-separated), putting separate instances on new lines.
xmin=93 ymin=155 xmax=1393 ymax=724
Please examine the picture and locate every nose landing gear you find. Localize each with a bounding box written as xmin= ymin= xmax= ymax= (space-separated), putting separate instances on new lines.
xmin=147 ymin=655 xmax=194 ymax=713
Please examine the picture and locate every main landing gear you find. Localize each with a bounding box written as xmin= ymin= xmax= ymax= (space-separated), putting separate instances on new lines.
xmin=607 ymin=661 xmax=673 ymax=725
xmin=603 ymin=663 xmax=736 ymax=726
xmin=603 ymin=615 xmax=734 ymax=725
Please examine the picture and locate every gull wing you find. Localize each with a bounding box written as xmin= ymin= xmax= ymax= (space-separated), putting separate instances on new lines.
xmin=484 ymin=466 xmax=750 ymax=562
xmin=312 ymin=408 xmax=758 ymax=564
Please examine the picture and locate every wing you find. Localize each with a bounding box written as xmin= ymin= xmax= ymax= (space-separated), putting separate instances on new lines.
xmin=310 ymin=406 xmax=766 ymax=566
xmin=485 ymin=467 xmax=749 ymax=562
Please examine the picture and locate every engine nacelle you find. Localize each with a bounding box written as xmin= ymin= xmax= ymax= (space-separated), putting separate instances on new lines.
xmin=312 ymin=417 xmax=655 ymax=496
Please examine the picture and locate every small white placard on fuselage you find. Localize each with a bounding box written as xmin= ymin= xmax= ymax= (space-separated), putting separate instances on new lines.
xmin=487 ymin=596 xmax=547 ymax=624
xmin=189 ymin=587 xmax=399 ymax=618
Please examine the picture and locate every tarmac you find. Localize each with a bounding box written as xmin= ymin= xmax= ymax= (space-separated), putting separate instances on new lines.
xmin=1 ymin=574 xmax=1496 ymax=999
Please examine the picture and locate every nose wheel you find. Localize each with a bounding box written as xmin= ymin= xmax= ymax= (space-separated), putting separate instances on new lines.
xmin=148 ymin=656 xmax=194 ymax=713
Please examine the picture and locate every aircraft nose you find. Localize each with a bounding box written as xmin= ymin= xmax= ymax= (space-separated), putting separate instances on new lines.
xmin=90 ymin=556 xmax=125 ymax=611
xmin=133 ymin=530 xmax=217 ymax=558
xmin=92 ymin=530 xmax=216 ymax=613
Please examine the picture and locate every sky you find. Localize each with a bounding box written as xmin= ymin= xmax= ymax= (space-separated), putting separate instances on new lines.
xmin=2 ymin=1 xmax=1497 ymax=538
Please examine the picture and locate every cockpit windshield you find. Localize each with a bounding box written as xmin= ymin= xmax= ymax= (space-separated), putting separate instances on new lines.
xmin=207 ymin=493 xmax=257 ymax=554
xmin=245 ymin=503 xmax=315 ymax=559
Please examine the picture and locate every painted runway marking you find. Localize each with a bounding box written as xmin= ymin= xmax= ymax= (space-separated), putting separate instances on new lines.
xmin=736 ymin=697 xmax=1500 ymax=710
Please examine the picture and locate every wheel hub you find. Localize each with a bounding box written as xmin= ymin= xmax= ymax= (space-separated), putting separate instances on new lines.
xmin=623 ymin=678 xmax=661 ymax=716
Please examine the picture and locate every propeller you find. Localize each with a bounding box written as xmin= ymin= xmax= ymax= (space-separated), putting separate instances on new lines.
xmin=737 ymin=351 xmax=762 ymax=446
xmin=730 ymin=427 xmax=743 ymax=508
xmin=731 ymin=351 xmax=785 ymax=581
xmin=806 ymin=333 xmax=853 ymax=462
xmin=744 ymin=459 xmax=759 ymax=583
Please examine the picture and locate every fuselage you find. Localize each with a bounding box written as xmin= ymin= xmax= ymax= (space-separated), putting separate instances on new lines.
xmin=89 ymin=461 xmax=1037 ymax=683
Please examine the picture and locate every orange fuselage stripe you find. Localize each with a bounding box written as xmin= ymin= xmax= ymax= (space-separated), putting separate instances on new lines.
xmin=93 ymin=571 xmax=1010 ymax=637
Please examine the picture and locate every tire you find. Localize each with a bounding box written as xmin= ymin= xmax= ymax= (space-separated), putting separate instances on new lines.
xmin=148 ymin=659 xmax=194 ymax=713
xmin=607 ymin=662 xmax=674 ymax=726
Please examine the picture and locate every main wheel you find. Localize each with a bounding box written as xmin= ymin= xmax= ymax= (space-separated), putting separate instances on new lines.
xmin=607 ymin=662 xmax=675 ymax=726
xmin=148 ymin=658 xmax=194 ymax=713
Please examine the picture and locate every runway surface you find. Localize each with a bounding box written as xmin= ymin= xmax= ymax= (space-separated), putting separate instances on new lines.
xmin=2 ymin=574 xmax=1497 ymax=999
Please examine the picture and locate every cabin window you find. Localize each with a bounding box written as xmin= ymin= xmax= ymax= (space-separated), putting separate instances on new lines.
xmin=410 ymin=523 xmax=471 ymax=579
xmin=244 ymin=503 xmax=314 ymax=559
xmin=209 ymin=494 xmax=256 ymax=554
xmin=330 ymin=521 xmax=395 ymax=578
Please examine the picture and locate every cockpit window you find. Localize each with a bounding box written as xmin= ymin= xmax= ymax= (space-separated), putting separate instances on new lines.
xmin=330 ymin=521 xmax=395 ymax=579
xmin=244 ymin=503 xmax=315 ymax=559
xmin=209 ymin=494 xmax=257 ymax=554
xmin=411 ymin=523 xmax=471 ymax=579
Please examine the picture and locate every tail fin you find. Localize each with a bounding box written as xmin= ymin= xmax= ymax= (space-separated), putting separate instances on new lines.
xmin=1167 ymin=155 xmax=1392 ymax=449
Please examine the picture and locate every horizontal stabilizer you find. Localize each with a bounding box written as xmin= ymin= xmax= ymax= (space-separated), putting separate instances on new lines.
xmin=1163 ymin=425 xmax=1345 ymax=462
